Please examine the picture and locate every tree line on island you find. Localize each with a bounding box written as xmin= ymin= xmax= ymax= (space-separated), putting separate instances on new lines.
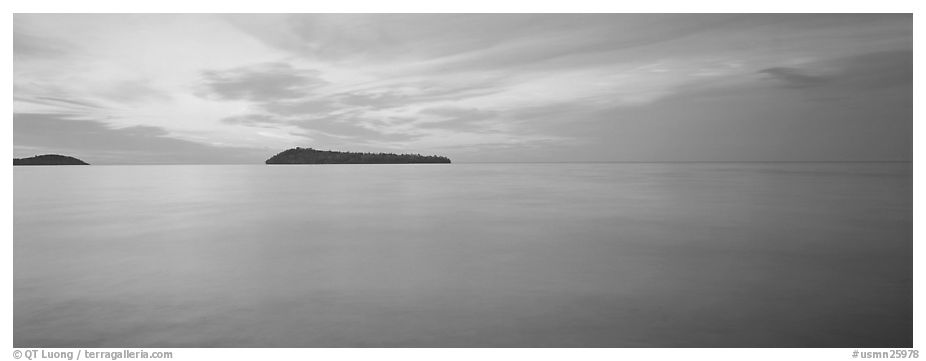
xmin=13 ymin=154 xmax=89 ymax=165
xmin=266 ymin=147 xmax=451 ymax=164
xmin=13 ymin=147 xmax=451 ymax=165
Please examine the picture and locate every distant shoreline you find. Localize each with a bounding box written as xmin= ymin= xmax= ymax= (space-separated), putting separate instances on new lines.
xmin=12 ymin=161 xmax=911 ymax=166
xmin=265 ymin=147 xmax=451 ymax=164
xmin=14 ymin=154 xmax=89 ymax=166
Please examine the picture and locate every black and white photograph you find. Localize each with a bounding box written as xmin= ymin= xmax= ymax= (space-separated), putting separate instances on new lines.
xmin=8 ymin=5 xmax=918 ymax=358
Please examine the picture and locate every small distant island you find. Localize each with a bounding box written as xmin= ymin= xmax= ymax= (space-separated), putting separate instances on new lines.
xmin=14 ymin=154 xmax=89 ymax=166
xmin=266 ymin=147 xmax=451 ymax=164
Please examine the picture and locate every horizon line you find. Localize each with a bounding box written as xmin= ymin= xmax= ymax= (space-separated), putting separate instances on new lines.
xmin=13 ymin=160 xmax=914 ymax=166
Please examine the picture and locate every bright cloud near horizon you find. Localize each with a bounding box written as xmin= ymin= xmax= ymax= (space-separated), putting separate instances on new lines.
xmin=14 ymin=14 xmax=912 ymax=164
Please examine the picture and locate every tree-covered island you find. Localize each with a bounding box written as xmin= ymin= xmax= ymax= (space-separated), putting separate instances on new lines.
xmin=266 ymin=147 xmax=451 ymax=164
xmin=14 ymin=154 xmax=89 ymax=165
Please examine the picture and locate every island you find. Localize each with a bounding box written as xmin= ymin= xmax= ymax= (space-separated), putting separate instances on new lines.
xmin=266 ymin=147 xmax=451 ymax=164
xmin=14 ymin=154 xmax=89 ymax=166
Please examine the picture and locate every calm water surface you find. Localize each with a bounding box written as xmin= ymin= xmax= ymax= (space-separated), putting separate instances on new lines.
xmin=14 ymin=163 xmax=912 ymax=347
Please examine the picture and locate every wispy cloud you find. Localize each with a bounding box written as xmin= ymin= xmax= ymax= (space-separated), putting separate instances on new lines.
xmin=759 ymin=67 xmax=829 ymax=88
xmin=199 ymin=62 xmax=328 ymax=101
xmin=14 ymin=32 xmax=72 ymax=59
xmin=98 ymin=80 xmax=173 ymax=104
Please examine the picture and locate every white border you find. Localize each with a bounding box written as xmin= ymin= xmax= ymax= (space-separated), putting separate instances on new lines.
xmin=3 ymin=2 xmax=921 ymax=360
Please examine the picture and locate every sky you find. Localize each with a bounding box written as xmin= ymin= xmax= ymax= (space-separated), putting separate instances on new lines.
xmin=13 ymin=14 xmax=912 ymax=164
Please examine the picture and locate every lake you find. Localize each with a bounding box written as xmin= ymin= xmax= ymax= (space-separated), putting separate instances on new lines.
xmin=13 ymin=162 xmax=912 ymax=347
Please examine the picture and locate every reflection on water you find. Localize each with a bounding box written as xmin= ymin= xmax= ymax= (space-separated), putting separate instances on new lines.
xmin=14 ymin=163 xmax=912 ymax=347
